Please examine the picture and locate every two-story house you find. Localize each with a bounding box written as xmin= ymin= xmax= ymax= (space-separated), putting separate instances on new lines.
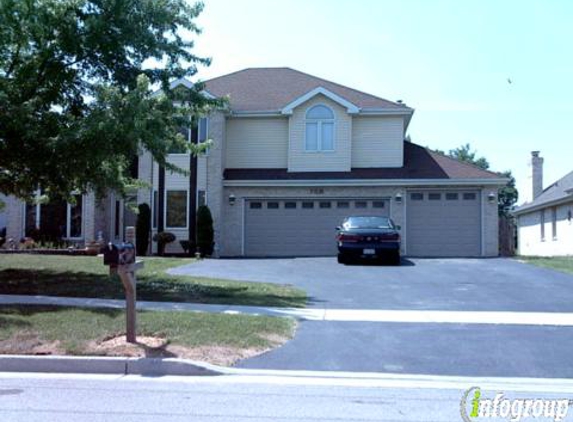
xmin=3 ymin=67 xmax=506 ymax=257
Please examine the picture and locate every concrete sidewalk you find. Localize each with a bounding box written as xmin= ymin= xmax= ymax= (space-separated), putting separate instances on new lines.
xmin=4 ymin=294 xmax=573 ymax=326
xmin=0 ymin=294 xmax=316 ymax=319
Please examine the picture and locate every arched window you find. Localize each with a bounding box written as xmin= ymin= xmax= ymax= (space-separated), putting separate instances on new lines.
xmin=305 ymin=105 xmax=334 ymax=151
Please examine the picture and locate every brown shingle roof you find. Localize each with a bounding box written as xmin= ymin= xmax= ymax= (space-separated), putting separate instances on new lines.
xmin=203 ymin=67 xmax=409 ymax=112
xmin=514 ymin=170 xmax=573 ymax=214
xmin=224 ymin=142 xmax=503 ymax=181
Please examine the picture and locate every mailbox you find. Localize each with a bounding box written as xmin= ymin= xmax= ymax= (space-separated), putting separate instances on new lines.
xmin=101 ymin=227 xmax=140 ymax=344
xmin=103 ymin=242 xmax=136 ymax=266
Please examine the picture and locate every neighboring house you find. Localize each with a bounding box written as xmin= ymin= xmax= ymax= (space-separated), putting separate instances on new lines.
xmin=514 ymin=152 xmax=573 ymax=256
xmin=4 ymin=67 xmax=507 ymax=257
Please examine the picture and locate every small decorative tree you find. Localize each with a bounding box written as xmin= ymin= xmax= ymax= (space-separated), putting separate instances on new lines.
xmin=196 ymin=205 xmax=214 ymax=257
xmin=153 ymin=232 xmax=176 ymax=256
xmin=136 ymin=203 xmax=151 ymax=256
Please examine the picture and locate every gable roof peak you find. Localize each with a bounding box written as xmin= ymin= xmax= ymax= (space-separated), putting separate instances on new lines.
xmin=202 ymin=67 xmax=412 ymax=113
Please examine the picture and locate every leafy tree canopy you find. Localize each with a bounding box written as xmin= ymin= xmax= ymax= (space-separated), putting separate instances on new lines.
xmin=0 ymin=0 xmax=222 ymax=202
xmin=431 ymin=143 xmax=518 ymax=215
xmin=447 ymin=143 xmax=490 ymax=170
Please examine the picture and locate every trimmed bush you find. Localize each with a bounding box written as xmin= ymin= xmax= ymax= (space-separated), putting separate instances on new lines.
xmin=136 ymin=203 xmax=151 ymax=256
xmin=196 ymin=205 xmax=214 ymax=257
xmin=153 ymin=231 xmax=176 ymax=256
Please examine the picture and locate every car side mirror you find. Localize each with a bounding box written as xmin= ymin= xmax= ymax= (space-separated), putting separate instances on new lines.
xmin=396 ymin=225 xmax=402 ymax=230
xmin=335 ymin=226 xmax=341 ymax=231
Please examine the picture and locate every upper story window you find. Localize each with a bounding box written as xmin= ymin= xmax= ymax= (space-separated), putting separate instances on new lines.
xmin=170 ymin=116 xmax=209 ymax=153
xmin=198 ymin=117 xmax=209 ymax=143
xmin=305 ymin=105 xmax=334 ymax=151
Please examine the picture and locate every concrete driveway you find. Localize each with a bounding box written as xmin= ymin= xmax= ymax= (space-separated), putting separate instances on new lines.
xmin=171 ymin=258 xmax=573 ymax=377
xmin=170 ymin=257 xmax=573 ymax=312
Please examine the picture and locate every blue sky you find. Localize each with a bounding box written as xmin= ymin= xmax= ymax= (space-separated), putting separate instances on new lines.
xmin=191 ymin=0 xmax=573 ymax=203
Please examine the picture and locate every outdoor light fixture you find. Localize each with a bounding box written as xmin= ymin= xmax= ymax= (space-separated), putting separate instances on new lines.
xmin=488 ymin=192 xmax=496 ymax=202
xmin=228 ymin=194 xmax=236 ymax=206
xmin=395 ymin=192 xmax=403 ymax=203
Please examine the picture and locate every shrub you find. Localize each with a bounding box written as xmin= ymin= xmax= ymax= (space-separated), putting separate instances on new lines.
xmin=136 ymin=203 xmax=151 ymax=256
xmin=196 ymin=205 xmax=214 ymax=257
xmin=180 ymin=240 xmax=193 ymax=256
xmin=153 ymin=231 xmax=176 ymax=256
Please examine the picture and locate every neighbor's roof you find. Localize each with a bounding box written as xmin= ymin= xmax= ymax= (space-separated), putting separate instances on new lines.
xmin=514 ymin=170 xmax=573 ymax=215
xmin=203 ymin=67 xmax=411 ymax=113
xmin=224 ymin=142 xmax=505 ymax=182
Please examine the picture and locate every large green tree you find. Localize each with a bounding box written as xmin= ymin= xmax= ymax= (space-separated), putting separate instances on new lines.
xmin=0 ymin=0 xmax=221 ymax=202
xmin=433 ymin=143 xmax=518 ymax=215
xmin=447 ymin=143 xmax=490 ymax=171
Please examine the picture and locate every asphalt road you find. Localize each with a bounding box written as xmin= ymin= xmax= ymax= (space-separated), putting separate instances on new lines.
xmin=238 ymin=321 xmax=573 ymax=377
xmin=170 ymin=258 xmax=573 ymax=378
xmin=2 ymin=372 xmax=573 ymax=422
xmin=171 ymin=257 xmax=573 ymax=311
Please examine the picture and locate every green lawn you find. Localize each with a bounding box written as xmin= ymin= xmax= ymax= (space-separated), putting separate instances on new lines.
xmin=519 ymin=256 xmax=573 ymax=275
xmin=0 ymin=255 xmax=307 ymax=307
xmin=0 ymin=304 xmax=296 ymax=365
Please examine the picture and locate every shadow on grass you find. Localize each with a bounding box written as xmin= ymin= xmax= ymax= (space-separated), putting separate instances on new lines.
xmin=0 ymin=269 xmax=306 ymax=308
xmin=0 ymin=304 xmax=125 ymax=318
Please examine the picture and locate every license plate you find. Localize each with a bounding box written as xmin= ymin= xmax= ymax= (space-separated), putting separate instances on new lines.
xmin=363 ymin=248 xmax=375 ymax=255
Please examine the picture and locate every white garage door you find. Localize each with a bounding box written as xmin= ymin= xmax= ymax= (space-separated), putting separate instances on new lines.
xmin=406 ymin=191 xmax=481 ymax=257
xmin=245 ymin=198 xmax=390 ymax=257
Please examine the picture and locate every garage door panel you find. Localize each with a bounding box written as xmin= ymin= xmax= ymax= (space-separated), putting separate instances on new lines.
xmin=245 ymin=198 xmax=389 ymax=257
xmin=407 ymin=191 xmax=481 ymax=257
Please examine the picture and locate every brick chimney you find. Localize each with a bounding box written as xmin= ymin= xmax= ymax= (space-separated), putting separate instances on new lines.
xmin=531 ymin=151 xmax=544 ymax=200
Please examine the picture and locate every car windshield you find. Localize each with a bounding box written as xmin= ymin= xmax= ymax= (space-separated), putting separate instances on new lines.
xmin=342 ymin=216 xmax=394 ymax=230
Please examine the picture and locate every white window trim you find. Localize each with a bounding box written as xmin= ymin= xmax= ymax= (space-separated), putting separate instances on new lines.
xmin=164 ymin=189 xmax=189 ymax=230
xmin=304 ymin=104 xmax=336 ymax=152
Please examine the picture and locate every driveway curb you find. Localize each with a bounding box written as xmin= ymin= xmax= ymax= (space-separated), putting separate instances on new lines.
xmin=6 ymin=355 xmax=573 ymax=394
xmin=0 ymin=355 xmax=223 ymax=376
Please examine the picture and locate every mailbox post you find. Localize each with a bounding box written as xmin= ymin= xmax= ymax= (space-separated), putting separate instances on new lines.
xmin=103 ymin=226 xmax=143 ymax=343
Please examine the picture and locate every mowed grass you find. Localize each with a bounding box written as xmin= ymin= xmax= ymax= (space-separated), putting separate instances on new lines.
xmin=0 ymin=305 xmax=296 ymax=364
xmin=0 ymin=255 xmax=307 ymax=308
xmin=519 ymin=256 xmax=573 ymax=276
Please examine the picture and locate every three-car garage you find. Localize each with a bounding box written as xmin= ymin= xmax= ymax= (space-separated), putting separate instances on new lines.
xmin=242 ymin=190 xmax=484 ymax=258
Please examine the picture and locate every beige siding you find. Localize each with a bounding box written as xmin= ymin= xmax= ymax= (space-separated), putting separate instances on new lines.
xmin=165 ymin=154 xmax=190 ymax=190
xmin=288 ymin=95 xmax=352 ymax=172
xmin=5 ymin=195 xmax=23 ymax=241
xmin=225 ymin=117 xmax=288 ymax=168
xmin=137 ymin=150 xmax=153 ymax=206
xmin=482 ymin=189 xmax=500 ymax=256
xmin=352 ymin=116 xmax=404 ymax=168
xmin=518 ymin=202 xmax=573 ymax=256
